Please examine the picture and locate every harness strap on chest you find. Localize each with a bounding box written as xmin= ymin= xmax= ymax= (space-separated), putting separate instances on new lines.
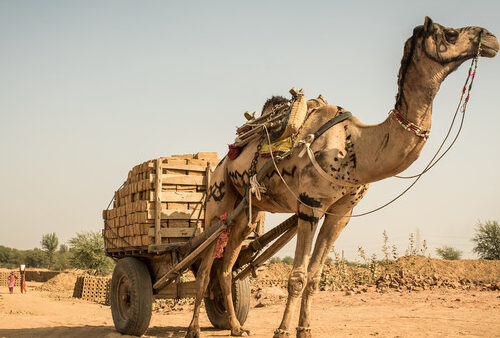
xmin=313 ymin=112 xmax=352 ymax=140
xmin=298 ymin=111 xmax=359 ymax=187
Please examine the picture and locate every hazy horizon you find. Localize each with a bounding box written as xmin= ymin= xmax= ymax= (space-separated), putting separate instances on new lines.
xmin=1 ymin=1 xmax=499 ymax=261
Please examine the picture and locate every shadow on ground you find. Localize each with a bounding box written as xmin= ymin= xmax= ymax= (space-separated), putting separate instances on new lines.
xmin=0 ymin=325 xmax=217 ymax=338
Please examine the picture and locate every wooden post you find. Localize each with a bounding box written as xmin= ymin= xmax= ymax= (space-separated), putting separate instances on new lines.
xmin=155 ymin=158 xmax=162 ymax=245
xmin=233 ymin=225 xmax=297 ymax=281
xmin=204 ymin=164 xmax=211 ymax=233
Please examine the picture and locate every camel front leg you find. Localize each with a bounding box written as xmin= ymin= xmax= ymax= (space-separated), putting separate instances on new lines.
xmin=186 ymin=244 xmax=218 ymax=338
xmin=273 ymin=205 xmax=321 ymax=338
xmin=296 ymin=210 xmax=352 ymax=338
xmin=217 ymin=210 xmax=261 ymax=336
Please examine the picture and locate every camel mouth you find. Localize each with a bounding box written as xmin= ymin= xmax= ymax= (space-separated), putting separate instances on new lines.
xmin=481 ymin=45 xmax=499 ymax=57
xmin=480 ymin=34 xmax=499 ymax=58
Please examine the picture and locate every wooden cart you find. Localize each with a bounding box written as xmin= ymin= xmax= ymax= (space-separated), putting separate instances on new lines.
xmin=102 ymin=153 xmax=297 ymax=336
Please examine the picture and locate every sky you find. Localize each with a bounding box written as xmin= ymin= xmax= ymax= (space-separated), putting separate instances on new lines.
xmin=0 ymin=1 xmax=499 ymax=261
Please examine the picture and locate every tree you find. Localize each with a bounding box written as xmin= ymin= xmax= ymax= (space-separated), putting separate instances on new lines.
xmin=59 ymin=244 xmax=69 ymax=253
xmin=472 ymin=220 xmax=500 ymax=260
xmin=69 ymin=231 xmax=114 ymax=275
xmin=281 ymin=256 xmax=294 ymax=265
xmin=41 ymin=233 xmax=59 ymax=269
xmin=25 ymin=248 xmax=48 ymax=267
xmin=436 ymin=246 xmax=462 ymax=260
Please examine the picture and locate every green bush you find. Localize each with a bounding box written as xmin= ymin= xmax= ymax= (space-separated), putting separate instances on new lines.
xmin=472 ymin=220 xmax=500 ymax=260
xmin=269 ymin=257 xmax=282 ymax=264
xmin=436 ymin=246 xmax=462 ymax=260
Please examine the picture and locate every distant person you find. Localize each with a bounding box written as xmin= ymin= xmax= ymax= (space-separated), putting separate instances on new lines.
xmin=19 ymin=265 xmax=27 ymax=293
xmin=7 ymin=272 xmax=17 ymax=294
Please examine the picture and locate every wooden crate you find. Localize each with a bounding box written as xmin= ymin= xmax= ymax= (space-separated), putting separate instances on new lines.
xmin=103 ymin=153 xmax=219 ymax=251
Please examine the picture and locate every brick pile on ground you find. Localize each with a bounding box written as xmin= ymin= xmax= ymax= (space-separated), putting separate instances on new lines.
xmin=153 ymin=298 xmax=194 ymax=313
xmin=252 ymin=256 xmax=500 ymax=293
xmin=375 ymin=271 xmax=500 ymax=292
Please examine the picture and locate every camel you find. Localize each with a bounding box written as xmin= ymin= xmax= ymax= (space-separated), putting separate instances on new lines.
xmin=185 ymin=17 xmax=498 ymax=338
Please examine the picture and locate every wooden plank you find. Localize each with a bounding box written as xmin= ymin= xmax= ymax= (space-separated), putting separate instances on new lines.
xmin=155 ymin=158 xmax=162 ymax=245
xmin=161 ymin=191 xmax=204 ymax=203
xmin=153 ymin=222 xmax=228 ymax=290
xmin=162 ymin=164 xmax=207 ymax=172
xmin=149 ymin=227 xmax=199 ymax=238
xmin=160 ymin=174 xmax=206 ymax=186
xmin=155 ymin=281 xmax=198 ymax=298
xmin=147 ymin=208 xmax=205 ymax=220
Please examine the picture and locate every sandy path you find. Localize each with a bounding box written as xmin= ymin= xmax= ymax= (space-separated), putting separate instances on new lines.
xmin=0 ymin=284 xmax=499 ymax=338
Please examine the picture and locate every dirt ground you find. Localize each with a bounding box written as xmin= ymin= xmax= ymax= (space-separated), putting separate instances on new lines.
xmin=0 ymin=282 xmax=499 ymax=338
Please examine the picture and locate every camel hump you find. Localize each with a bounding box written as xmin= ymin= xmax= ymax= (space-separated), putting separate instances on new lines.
xmin=306 ymin=94 xmax=328 ymax=110
xmin=235 ymin=87 xmax=323 ymax=147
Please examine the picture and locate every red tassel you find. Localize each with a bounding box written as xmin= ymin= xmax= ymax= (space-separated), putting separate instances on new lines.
xmin=227 ymin=144 xmax=242 ymax=160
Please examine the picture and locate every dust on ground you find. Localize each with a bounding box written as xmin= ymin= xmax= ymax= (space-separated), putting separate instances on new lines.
xmin=0 ymin=257 xmax=499 ymax=337
xmin=1 ymin=284 xmax=499 ymax=338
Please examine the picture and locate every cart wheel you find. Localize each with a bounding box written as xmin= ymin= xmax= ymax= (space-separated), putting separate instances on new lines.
xmin=204 ymin=276 xmax=250 ymax=329
xmin=111 ymin=257 xmax=152 ymax=336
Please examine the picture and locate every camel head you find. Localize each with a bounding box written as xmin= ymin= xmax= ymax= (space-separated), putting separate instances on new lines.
xmin=419 ymin=17 xmax=498 ymax=63
xmin=408 ymin=17 xmax=498 ymax=68
xmin=396 ymin=17 xmax=498 ymax=108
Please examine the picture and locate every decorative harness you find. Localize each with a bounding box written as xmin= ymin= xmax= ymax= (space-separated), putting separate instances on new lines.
xmin=391 ymin=109 xmax=430 ymax=140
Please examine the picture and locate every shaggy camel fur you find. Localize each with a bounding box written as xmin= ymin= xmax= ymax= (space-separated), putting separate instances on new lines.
xmin=185 ymin=17 xmax=498 ymax=338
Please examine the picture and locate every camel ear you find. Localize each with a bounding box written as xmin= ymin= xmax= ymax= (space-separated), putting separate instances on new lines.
xmin=424 ymin=16 xmax=434 ymax=33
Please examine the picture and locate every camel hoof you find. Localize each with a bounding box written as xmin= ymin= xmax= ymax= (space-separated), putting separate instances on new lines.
xmin=273 ymin=328 xmax=291 ymax=338
xmin=296 ymin=331 xmax=312 ymax=338
xmin=185 ymin=325 xmax=200 ymax=338
xmin=296 ymin=327 xmax=312 ymax=338
xmin=231 ymin=327 xmax=251 ymax=336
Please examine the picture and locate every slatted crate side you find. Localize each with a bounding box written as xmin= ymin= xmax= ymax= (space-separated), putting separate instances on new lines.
xmin=104 ymin=154 xmax=219 ymax=250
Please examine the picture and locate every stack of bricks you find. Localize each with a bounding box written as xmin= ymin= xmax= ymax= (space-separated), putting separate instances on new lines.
xmin=73 ymin=276 xmax=85 ymax=298
xmin=77 ymin=276 xmax=111 ymax=305
xmin=102 ymin=152 xmax=219 ymax=250
xmin=0 ymin=271 xmax=20 ymax=287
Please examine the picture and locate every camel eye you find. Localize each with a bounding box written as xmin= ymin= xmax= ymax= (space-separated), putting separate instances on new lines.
xmin=444 ymin=29 xmax=459 ymax=44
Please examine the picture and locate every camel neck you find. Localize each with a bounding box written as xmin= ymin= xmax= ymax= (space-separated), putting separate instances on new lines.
xmin=395 ymin=53 xmax=447 ymax=130
xmin=351 ymin=53 xmax=450 ymax=183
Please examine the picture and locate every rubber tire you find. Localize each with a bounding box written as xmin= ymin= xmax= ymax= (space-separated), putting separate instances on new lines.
xmin=111 ymin=257 xmax=152 ymax=336
xmin=204 ymin=276 xmax=251 ymax=329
